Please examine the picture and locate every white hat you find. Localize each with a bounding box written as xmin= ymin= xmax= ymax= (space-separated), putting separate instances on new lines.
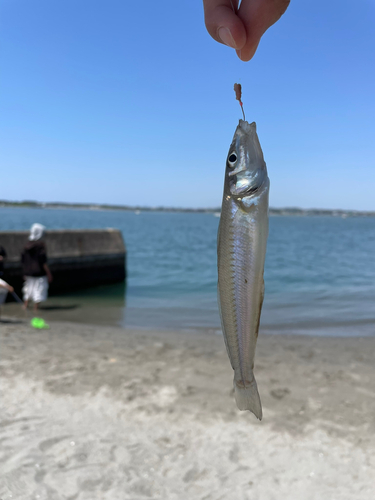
xmin=29 ymin=223 xmax=46 ymax=241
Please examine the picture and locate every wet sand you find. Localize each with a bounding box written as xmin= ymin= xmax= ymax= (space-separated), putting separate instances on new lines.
xmin=1 ymin=319 xmax=374 ymax=499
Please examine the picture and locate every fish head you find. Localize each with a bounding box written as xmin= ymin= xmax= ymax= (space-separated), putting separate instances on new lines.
xmin=225 ymin=120 xmax=268 ymax=198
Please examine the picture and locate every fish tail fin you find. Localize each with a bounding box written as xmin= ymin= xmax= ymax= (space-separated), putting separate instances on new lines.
xmin=233 ymin=377 xmax=263 ymax=420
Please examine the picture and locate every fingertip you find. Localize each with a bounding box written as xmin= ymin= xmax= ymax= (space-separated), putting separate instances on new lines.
xmin=236 ymin=41 xmax=259 ymax=62
xmin=235 ymin=49 xmax=243 ymax=61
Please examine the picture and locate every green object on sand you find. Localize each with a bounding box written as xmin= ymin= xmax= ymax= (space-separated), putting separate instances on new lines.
xmin=31 ymin=317 xmax=49 ymax=329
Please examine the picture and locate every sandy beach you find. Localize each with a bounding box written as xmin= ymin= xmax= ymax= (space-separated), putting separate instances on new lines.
xmin=1 ymin=318 xmax=374 ymax=499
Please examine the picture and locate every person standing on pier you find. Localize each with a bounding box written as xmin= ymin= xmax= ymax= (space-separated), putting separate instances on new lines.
xmin=22 ymin=223 xmax=53 ymax=311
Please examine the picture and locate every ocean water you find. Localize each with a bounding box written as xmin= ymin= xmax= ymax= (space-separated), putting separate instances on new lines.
xmin=1 ymin=207 xmax=375 ymax=337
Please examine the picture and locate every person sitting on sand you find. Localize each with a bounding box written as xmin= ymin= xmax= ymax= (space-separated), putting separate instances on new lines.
xmin=0 ymin=278 xmax=14 ymax=318
xmin=0 ymin=244 xmax=7 ymax=277
xmin=22 ymin=223 xmax=53 ymax=311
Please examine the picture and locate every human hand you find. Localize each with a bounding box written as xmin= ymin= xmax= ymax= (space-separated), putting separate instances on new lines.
xmin=7 ymin=285 xmax=14 ymax=293
xmin=203 ymin=0 xmax=290 ymax=61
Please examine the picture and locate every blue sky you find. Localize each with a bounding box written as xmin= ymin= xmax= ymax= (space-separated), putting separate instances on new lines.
xmin=1 ymin=0 xmax=375 ymax=210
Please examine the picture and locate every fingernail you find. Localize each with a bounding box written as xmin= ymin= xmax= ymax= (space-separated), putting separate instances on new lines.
xmin=218 ymin=27 xmax=236 ymax=49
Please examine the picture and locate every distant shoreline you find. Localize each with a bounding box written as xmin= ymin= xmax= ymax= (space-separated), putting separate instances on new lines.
xmin=1 ymin=200 xmax=375 ymax=217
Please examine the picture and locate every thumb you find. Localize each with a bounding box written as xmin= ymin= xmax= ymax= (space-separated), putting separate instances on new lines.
xmin=203 ymin=0 xmax=247 ymax=50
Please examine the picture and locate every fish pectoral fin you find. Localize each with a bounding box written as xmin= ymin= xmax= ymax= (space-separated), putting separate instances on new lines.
xmin=233 ymin=377 xmax=262 ymax=420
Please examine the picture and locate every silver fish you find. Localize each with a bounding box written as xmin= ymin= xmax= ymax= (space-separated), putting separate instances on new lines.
xmin=217 ymin=119 xmax=270 ymax=420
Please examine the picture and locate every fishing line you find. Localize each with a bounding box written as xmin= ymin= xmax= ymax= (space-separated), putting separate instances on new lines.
xmin=230 ymin=2 xmax=245 ymax=116
xmin=230 ymin=0 xmax=242 ymax=12
xmin=11 ymin=291 xmax=23 ymax=304
xmin=11 ymin=288 xmax=30 ymax=321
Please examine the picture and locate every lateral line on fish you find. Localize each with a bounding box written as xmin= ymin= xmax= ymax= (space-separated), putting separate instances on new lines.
xmin=229 ymin=227 xmax=247 ymax=385
xmin=227 ymin=223 xmax=244 ymax=381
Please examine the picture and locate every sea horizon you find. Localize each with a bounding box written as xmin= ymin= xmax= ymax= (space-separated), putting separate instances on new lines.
xmin=1 ymin=200 xmax=375 ymax=217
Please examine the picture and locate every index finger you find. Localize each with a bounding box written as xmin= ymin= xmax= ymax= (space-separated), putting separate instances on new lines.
xmin=236 ymin=0 xmax=290 ymax=61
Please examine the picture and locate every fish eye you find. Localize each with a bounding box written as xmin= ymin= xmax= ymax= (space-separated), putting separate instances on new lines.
xmin=228 ymin=153 xmax=237 ymax=166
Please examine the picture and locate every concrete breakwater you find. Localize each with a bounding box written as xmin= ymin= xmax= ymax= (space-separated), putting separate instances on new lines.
xmin=0 ymin=229 xmax=126 ymax=295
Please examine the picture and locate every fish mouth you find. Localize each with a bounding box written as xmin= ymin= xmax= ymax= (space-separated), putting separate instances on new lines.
xmin=238 ymin=120 xmax=256 ymax=134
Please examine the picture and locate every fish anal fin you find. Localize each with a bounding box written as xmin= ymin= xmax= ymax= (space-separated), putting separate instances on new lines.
xmin=255 ymin=279 xmax=265 ymax=339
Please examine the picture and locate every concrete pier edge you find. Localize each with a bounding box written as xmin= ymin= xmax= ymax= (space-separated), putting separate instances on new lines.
xmin=0 ymin=229 xmax=126 ymax=296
